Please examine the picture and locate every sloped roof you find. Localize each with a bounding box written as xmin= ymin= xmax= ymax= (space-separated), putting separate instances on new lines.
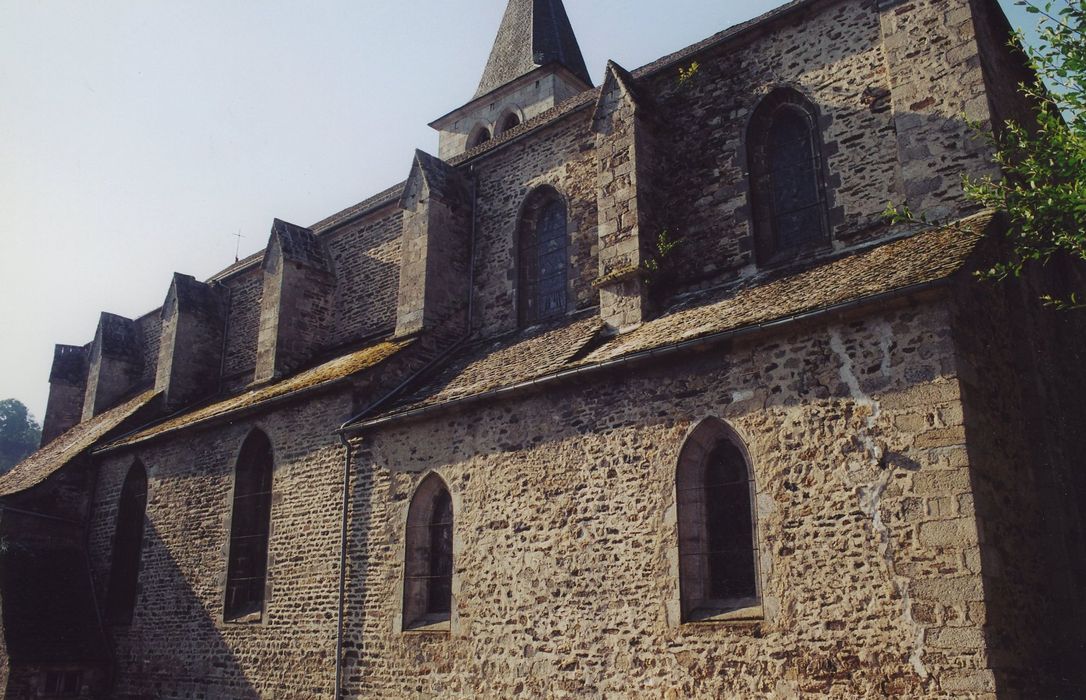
xmin=581 ymin=211 xmax=996 ymax=364
xmin=383 ymin=315 xmax=603 ymax=415
xmin=101 ymin=340 xmax=409 ymax=450
xmin=0 ymin=390 xmax=158 ymax=497
xmin=475 ymin=0 xmax=592 ymax=98
xmin=358 ymin=213 xmax=994 ymax=426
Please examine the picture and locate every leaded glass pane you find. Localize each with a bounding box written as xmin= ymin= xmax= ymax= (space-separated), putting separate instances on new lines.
xmin=519 ymin=196 xmax=568 ymax=324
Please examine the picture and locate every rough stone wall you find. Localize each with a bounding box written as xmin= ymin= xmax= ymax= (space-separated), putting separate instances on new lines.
xmin=134 ymin=310 xmax=162 ymax=392
xmin=875 ymin=0 xmax=1000 ymax=220
xmin=325 ymin=206 xmax=402 ymax=347
xmin=641 ymin=0 xmax=898 ymax=294
xmin=470 ymin=111 xmax=598 ymax=337
xmin=82 ymin=314 xmax=144 ymax=421
xmin=950 ymin=264 xmax=1086 ymax=695
xmin=967 ymin=0 xmax=1038 ymax=131
xmin=343 ymin=300 xmax=1000 ymax=698
xmin=220 ymin=267 xmax=263 ymax=391
xmin=155 ymin=275 xmax=226 ymax=410
xmin=42 ymin=345 xmax=89 ymax=446
xmin=88 ymin=392 xmax=354 ymax=699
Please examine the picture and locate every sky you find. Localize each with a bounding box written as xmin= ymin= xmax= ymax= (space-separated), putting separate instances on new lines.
xmin=0 ymin=0 xmax=1039 ymax=422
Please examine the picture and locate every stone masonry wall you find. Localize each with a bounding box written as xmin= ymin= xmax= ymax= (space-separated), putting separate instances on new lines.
xmin=220 ymin=267 xmax=263 ymax=391
xmin=643 ymin=0 xmax=900 ymax=294
xmin=88 ymin=391 xmax=355 ymax=699
xmin=950 ymin=264 xmax=1086 ymax=696
xmin=343 ymin=299 xmax=999 ymax=698
xmin=325 ymin=205 xmax=403 ymax=347
xmin=469 ymin=110 xmax=599 ymax=337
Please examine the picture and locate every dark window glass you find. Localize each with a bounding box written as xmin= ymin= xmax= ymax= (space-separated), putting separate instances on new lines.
xmin=703 ymin=442 xmax=757 ymax=601
xmin=767 ymin=108 xmax=823 ymax=251
xmin=518 ymin=195 xmax=568 ymax=325
xmin=748 ymin=90 xmax=829 ymax=263
xmin=105 ymin=463 xmax=147 ymax=625
xmin=225 ymin=431 xmax=273 ymax=621
xmin=427 ymin=490 xmax=453 ymax=614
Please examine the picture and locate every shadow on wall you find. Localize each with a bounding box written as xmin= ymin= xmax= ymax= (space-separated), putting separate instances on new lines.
xmin=107 ymin=519 xmax=261 ymax=700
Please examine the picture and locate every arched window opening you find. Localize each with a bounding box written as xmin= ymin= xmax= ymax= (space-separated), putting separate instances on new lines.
xmin=676 ymin=419 xmax=759 ymax=621
xmin=467 ymin=125 xmax=492 ymax=149
xmin=748 ymin=88 xmax=830 ymax=264
xmin=224 ymin=430 xmax=274 ymax=622
xmin=403 ymin=474 xmax=453 ymax=629
xmin=517 ymin=188 xmax=569 ymax=326
xmin=497 ymin=111 xmax=521 ymax=135
xmin=106 ymin=462 xmax=148 ymax=625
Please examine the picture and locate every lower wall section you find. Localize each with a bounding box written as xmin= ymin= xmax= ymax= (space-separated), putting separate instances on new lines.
xmin=88 ymin=393 xmax=353 ymax=699
xmin=343 ymin=302 xmax=998 ymax=698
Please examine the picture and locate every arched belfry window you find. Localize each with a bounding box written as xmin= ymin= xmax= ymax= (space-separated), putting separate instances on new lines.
xmin=106 ymin=461 xmax=148 ymax=625
xmin=467 ymin=125 xmax=492 ymax=149
xmin=225 ymin=429 xmax=274 ymax=622
xmin=497 ymin=111 xmax=521 ymax=135
xmin=403 ymin=474 xmax=453 ymax=630
xmin=517 ymin=187 xmax=569 ymax=325
xmin=676 ymin=419 xmax=760 ymax=621
xmin=747 ymin=88 xmax=830 ymax=264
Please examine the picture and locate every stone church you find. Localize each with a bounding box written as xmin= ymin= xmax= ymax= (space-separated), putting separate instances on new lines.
xmin=2 ymin=0 xmax=1084 ymax=696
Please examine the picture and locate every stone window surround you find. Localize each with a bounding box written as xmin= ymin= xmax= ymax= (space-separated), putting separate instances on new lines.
xmin=745 ymin=85 xmax=836 ymax=268
xmin=467 ymin=123 xmax=493 ymax=149
xmin=105 ymin=460 xmax=149 ymax=627
xmin=666 ymin=416 xmax=776 ymax=627
xmin=514 ymin=184 xmax=575 ymax=327
xmin=394 ymin=470 xmax=463 ymax=636
xmin=220 ymin=425 xmax=280 ymax=626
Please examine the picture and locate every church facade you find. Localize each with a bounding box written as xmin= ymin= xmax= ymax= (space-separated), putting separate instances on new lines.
xmin=2 ymin=0 xmax=1084 ymax=697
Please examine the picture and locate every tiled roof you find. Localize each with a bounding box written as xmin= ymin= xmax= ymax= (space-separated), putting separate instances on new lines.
xmin=383 ymin=315 xmax=603 ymax=415
xmin=0 ymin=390 xmax=158 ymax=498
xmin=475 ymin=0 xmax=591 ymax=98
xmin=579 ymin=211 xmax=995 ymax=364
xmin=361 ymin=213 xmax=994 ymax=425
xmin=101 ymin=340 xmax=409 ymax=450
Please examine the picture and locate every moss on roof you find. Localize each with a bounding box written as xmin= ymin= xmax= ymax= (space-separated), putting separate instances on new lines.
xmin=103 ymin=340 xmax=408 ymax=450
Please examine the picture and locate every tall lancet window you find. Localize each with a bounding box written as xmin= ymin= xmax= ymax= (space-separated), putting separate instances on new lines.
xmin=106 ymin=461 xmax=148 ymax=625
xmin=676 ymin=419 xmax=760 ymax=621
xmin=748 ymin=88 xmax=830 ymax=264
xmin=517 ymin=187 xmax=569 ymax=325
xmin=403 ymin=474 xmax=454 ymax=629
xmin=224 ymin=429 xmax=274 ymax=622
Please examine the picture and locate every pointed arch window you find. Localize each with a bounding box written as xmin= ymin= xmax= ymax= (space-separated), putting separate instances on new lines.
xmin=403 ymin=474 xmax=453 ymax=630
xmin=105 ymin=462 xmax=148 ymax=625
xmin=517 ymin=188 xmax=569 ymax=325
xmin=747 ymin=88 xmax=830 ymax=264
xmin=676 ymin=419 xmax=760 ymax=621
xmin=225 ymin=430 xmax=274 ymax=622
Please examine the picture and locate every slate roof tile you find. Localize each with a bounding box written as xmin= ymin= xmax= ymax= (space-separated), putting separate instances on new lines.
xmin=0 ymin=390 xmax=159 ymax=497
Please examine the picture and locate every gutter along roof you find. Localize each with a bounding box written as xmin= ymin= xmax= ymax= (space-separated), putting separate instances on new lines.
xmin=346 ymin=212 xmax=997 ymax=431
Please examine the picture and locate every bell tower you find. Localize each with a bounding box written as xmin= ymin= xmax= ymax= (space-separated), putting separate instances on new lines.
xmin=430 ymin=0 xmax=593 ymax=159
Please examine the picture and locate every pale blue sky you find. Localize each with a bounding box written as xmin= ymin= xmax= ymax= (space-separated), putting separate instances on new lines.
xmin=0 ymin=0 xmax=1037 ymax=422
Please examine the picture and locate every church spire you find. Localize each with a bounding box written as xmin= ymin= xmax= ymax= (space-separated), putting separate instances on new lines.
xmin=475 ymin=0 xmax=591 ymax=98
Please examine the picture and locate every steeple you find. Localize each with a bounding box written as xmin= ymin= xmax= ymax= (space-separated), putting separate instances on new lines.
xmin=430 ymin=0 xmax=593 ymax=159
xmin=475 ymin=0 xmax=591 ymax=98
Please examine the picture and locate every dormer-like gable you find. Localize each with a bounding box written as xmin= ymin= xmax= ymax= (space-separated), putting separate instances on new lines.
xmin=155 ymin=273 xmax=227 ymax=409
xmin=254 ymin=219 xmax=336 ymax=384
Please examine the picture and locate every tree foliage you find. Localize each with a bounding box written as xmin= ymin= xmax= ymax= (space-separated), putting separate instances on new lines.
xmin=965 ymin=0 xmax=1086 ymax=308
xmin=0 ymin=399 xmax=42 ymax=474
